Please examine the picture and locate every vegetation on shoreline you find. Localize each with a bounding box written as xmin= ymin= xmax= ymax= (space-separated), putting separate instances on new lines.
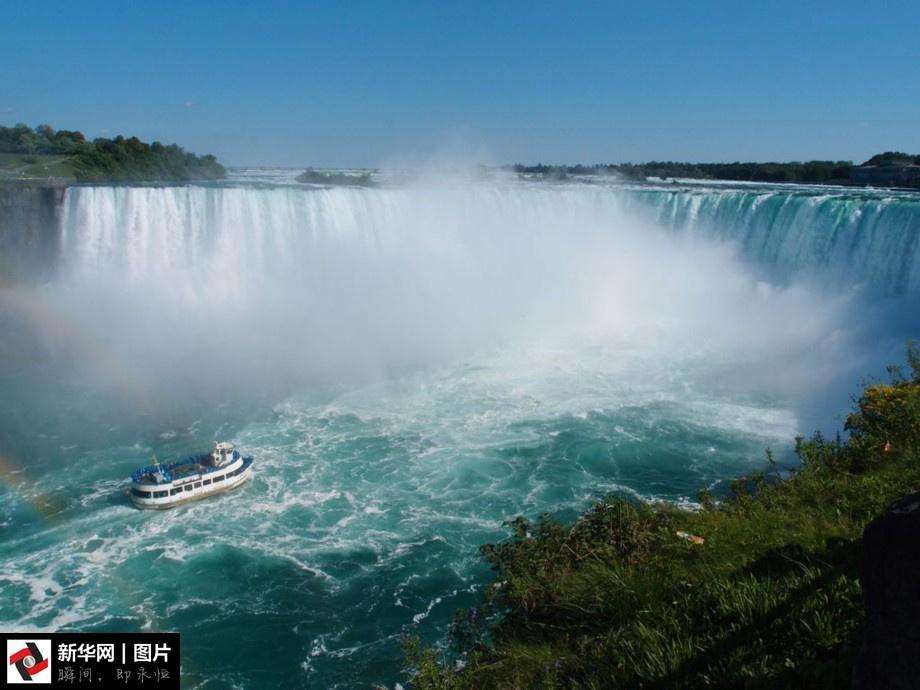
xmin=0 ymin=123 xmax=225 ymax=182
xmin=862 ymin=151 xmax=920 ymax=167
xmin=404 ymin=344 xmax=920 ymax=689
xmin=296 ymin=168 xmax=375 ymax=186
xmin=509 ymin=160 xmax=853 ymax=184
xmin=0 ymin=152 xmax=76 ymax=179
xmin=510 ymin=152 xmax=920 ymax=186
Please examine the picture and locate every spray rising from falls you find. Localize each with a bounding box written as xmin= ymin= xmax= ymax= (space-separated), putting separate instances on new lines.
xmin=60 ymin=182 xmax=920 ymax=299
xmin=50 ymin=182 xmax=887 ymax=413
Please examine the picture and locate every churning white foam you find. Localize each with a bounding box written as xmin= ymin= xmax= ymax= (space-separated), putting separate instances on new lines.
xmin=48 ymin=181 xmax=874 ymax=415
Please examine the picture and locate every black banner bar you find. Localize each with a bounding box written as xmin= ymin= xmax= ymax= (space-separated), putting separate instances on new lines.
xmin=3 ymin=633 xmax=179 ymax=689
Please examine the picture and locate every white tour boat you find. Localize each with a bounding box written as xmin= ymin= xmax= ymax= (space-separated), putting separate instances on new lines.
xmin=129 ymin=442 xmax=253 ymax=509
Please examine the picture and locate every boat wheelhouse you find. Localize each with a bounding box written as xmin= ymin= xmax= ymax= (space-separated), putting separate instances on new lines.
xmin=129 ymin=442 xmax=253 ymax=509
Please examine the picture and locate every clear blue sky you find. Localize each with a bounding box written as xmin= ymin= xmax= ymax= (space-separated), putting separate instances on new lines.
xmin=3 ymin=1 xmax=918 ymax=167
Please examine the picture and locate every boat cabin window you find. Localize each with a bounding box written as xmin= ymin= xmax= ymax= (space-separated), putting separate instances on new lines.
xmin=214 ymin=475 xmax=225 ymax=482
xmin=194 ymin=482 xmax=202 ymax=489
xmin=154 ymin=491 xmax=168 ymax=498
xmin=131 ymin=489 xmax=152 ymax=499
xmin=170 ymin=488 xmax=181 ymax=496
xmin=203 ymin=479 xmax=212 ymax=485
xmin=184 ymin=485 xmax=193 ymax=492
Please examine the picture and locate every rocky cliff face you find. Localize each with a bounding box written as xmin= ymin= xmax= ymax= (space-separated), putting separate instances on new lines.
xmin=0 ymin=181 xmax=67 ymax=281
xmin=855 ymin=491 xmax=920 ymax=690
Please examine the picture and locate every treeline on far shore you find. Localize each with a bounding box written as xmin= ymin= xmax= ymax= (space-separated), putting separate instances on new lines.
xmin=0 ymin=123 xmax=225 ymax=182
xmin=508 ymin=151 xmax=920 ymax=185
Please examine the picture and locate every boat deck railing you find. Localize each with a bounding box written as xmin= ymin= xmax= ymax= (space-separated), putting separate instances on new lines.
xmin=131 ymin=450 xmax=242 ymax=484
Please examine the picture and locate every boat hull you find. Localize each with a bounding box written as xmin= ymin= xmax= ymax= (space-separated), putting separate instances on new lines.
xmin=129 ymin=456 xmax=253 ymax=509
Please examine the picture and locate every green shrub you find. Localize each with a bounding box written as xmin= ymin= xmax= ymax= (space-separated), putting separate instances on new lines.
xmin=404 ymin=344 xmax=920 ymax=689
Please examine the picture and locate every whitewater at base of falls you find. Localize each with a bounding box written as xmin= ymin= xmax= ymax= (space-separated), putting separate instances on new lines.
xmin=0 ymin=176 xmax=917 ymax=688
xmin=49 ymin=180 xmax=914 ymax=405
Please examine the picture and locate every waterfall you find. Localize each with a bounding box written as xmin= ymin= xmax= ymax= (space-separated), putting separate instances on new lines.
xmin=59 ymin=182 xmax=920 ymax=296
xmin=42 ymin=180 xmax=899 ymax=409
xmin=616 ymin=186 xmax=920 ymax=295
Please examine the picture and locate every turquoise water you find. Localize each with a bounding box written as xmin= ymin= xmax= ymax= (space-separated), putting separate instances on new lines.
xmin=0 ymin=355 xmax=796 ymax=688
xmin=1 ymin=176 xmax=917 ymax=687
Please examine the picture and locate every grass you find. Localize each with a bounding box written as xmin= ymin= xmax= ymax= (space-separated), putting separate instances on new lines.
xmin=403 ymin=344 xmax=920 ymax=689
xmin=0 ymin=152 xmax=76 ymax=180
